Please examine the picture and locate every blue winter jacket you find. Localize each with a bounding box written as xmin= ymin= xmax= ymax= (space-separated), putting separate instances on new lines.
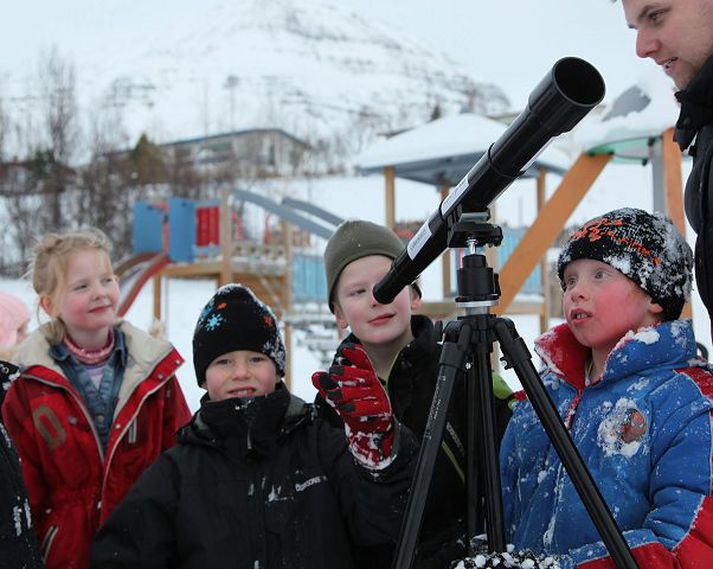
xmin=500 ymin=319 xmax=713 ymax=568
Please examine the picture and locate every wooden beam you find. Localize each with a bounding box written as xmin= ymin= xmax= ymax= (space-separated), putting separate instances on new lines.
xmin=661 ymin=127 xmax=686 ymax=235
xmin=497 ymin=153 xmax=612 ymax=313
xmin=152 ymin=274 xmax=162 ymax=321
xmin=536 ymin=168 xmax=549 ymax=334
xmin=384 ymin=166 xmax=396 ymax=230
xmin=661 ymin=126 xmax=692 ymax=319
xmin=283 ymin=220 xmax=293 ymax=390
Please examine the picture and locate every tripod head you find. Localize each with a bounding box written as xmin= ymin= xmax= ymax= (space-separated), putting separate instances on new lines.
xmin=447 ymin=211 xmax=503 ymax=310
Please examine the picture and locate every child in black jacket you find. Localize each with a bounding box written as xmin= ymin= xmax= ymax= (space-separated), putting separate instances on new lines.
xmin=91 ymin=284 xmax=415 ymax=569
xmin=317 ymin=220 xmax=515 ymax=567
xmin=0 ymin=361 xmax=42 ymax=569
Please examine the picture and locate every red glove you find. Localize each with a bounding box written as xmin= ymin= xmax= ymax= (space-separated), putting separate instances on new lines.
xmin=312 ymin=343 xmax=395 ymax=469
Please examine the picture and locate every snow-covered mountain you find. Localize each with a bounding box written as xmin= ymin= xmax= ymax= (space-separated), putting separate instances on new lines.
xmin=2 ymin=0 xmax=508 ymax=148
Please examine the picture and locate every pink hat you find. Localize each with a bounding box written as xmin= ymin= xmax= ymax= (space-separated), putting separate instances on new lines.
xmin=0 ymin=291 xmax=30 ymax=348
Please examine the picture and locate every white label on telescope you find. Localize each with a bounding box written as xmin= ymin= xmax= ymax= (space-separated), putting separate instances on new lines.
xmin=522 ymin=139 xmax=553 ymax=172
xmin=407 ymin=220 xmax=432 ymax=259
xmin=441 ymin=173 xmax=470 ymax=217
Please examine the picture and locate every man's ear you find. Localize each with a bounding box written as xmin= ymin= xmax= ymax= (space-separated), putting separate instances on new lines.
xmin=333 ymin=303 xmax=349 ymax=330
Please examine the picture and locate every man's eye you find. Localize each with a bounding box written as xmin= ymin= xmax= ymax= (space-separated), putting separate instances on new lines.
xmin=649 ymin=9 xmax=665 ymax=24
xmin=250 ymin=355 xmax=267 ymax=364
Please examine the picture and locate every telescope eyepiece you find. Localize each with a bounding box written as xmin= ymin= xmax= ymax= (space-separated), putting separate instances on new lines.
xmin=552 ymin=57 xmax=606 ymax=107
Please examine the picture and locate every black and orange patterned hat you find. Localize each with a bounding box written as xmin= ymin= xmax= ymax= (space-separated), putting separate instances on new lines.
xmin=557 ymin=207 xmax=693 ymax=321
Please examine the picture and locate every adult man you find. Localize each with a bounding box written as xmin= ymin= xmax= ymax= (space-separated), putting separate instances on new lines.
xmin=622 ymin=0 xmax=713 ymax=335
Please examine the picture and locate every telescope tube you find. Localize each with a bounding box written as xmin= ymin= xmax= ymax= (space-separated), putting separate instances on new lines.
xmin=373 ymin=57 xmax=605 ymax=304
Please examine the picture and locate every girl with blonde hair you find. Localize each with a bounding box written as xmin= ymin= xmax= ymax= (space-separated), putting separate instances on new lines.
xmin=1 ymin=227 xmax=191 ymax=569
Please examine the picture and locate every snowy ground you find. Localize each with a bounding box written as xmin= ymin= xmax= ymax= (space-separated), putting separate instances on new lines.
xmin=2 ymin=157 xmax=710 ymax=412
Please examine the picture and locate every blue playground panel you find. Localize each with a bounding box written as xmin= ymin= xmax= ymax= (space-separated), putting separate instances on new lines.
xmin=132 ymin=203 xmax=164 ymax=254
xmin=292 ymin=254 xmax=327 ymax=303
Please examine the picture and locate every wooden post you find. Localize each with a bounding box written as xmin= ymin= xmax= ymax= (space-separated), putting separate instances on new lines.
xmin=661 ymin=127 xmax=686 ymax=234
xmin=536 ymin=168 xmax=550 ymax=334
xmin=385 ymin=166 xmax=396 ymax=230
xmin=220 ymin=190 xmax=232 ymax=286
xmin=283 ymin=220 xmax=293 ymax=390
xmin=440 ymin=183 xmax=451 ymax=298
xmin=152 ymin=274 xmax=162 ymax=321
xmin=661 ymin=127 xmax=692 ymax=319
xmin=497 ymin=153 xmax=612 ymax=313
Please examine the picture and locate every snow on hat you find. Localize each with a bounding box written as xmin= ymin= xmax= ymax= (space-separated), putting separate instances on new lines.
xmin=192 ymin=284 xmax=286 ymax=386
xmin=0 ymin=291 xmax=30 ymax=348
xmin=324 ymin=219 xmax=420 ymax=312
xmin=557 ymin=207 xmax=693 ymax=321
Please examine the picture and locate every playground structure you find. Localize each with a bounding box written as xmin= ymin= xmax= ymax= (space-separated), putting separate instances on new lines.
xmin=116 ymin=191 xmax=342 ymax=386
xmin=356 ymin=82 xmax=690 ymax=335
xmin=115 ymin=77 xmax=690 ymax=385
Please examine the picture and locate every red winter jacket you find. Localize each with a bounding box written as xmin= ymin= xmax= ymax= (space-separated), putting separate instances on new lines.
xmin=1 ymin=321 xmax=191 ymax=569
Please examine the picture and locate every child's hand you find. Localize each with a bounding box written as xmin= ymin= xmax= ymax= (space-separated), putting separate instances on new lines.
xmin=312 ymin=344 xmax=395 ymax=469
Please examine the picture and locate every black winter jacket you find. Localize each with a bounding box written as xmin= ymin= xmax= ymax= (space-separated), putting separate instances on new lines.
xmin=677 ymin=53 xmax=713 ymax=337
xmin=90 ymin=383 xmax=415 ymax=569
xmin=316 ymin=316 xmax=514 ymax=567
xmin=0 ymin=361 xmax=43 ymax=569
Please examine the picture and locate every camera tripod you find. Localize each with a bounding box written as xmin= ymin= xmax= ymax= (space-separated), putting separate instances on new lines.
xmin=392 ymin=213 xmax=639 ymax=569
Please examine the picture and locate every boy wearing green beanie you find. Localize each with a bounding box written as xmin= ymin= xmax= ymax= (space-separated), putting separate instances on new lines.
xmin=316 ymin=219 xmax=514 ymax=568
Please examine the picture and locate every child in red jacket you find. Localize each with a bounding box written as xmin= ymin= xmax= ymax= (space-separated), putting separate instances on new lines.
xmin=1 ymin=228 xmax=191 ymax=569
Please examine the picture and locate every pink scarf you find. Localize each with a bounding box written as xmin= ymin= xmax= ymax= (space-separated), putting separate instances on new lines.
xmin=63 ymin=329 xmax=115 ymax=366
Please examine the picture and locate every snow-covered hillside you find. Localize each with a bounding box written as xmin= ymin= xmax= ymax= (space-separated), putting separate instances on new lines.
xmin=1 ymin=0 xmax=508 ymax=147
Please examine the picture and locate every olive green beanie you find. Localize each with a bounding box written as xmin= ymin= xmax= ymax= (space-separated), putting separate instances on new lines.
xmin=324 ymin=220 xmax=420 ymax=312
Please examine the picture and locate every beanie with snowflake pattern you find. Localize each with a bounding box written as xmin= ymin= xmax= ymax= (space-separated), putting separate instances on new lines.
xmin=192 ymin=284 xmax=286 ymax=386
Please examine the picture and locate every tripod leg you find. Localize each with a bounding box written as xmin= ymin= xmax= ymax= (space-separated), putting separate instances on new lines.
xmin=392 ymin=324 xmax=470 ymax=569
xmin=471 ymin=335 xmax=506 ymax=554
xmin=494 ymin=318 xmax=639 ymax=569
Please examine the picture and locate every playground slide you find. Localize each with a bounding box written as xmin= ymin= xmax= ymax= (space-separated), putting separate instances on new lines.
xmin=115 ymin=252 xmax=169 ymax=317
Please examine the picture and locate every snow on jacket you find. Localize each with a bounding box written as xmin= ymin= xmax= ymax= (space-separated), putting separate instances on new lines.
xmin=500 ymin=319 xmax=713 ymax=568
xmin=91 ymin=383 xmax=417 ymax=569
xmin=678 ymin=54 xmax=713 ymax=338
xmin=1 ymin=321 xmax=191 ymax=569
xmin=316 ymin=315 xmax=514 ymax=566
xmin=0 ymin=361 xmax=43 ymax=569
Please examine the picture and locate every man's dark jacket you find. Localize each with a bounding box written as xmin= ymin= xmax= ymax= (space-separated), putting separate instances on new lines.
xmin=91 ymin=383 xmax=415 ymax=569
xmin=676 ymin=54 xmax=713 ymax=337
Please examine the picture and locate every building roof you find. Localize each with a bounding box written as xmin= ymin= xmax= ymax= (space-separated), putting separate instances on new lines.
xmin=574 ymin=69 xmax=681 ymax=163
xmin=161 ymin=128 xmax=311 ymax=150
xmin=355 ymin=112 xmax=572 ymax=186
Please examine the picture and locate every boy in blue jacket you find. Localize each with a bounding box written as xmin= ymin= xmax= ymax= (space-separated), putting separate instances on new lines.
xmin=474 ymin=208 xmax=713 ymax=569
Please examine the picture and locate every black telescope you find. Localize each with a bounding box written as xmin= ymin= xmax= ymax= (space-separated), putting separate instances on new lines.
xmin=373 ymin=56 xmax=605 ymax=304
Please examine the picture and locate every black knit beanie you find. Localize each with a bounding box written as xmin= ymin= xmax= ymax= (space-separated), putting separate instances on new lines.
xmin=557 ymin=207 xmax=693 ymax=321
xmin=324 ymin=219 xmax=421 ymax=312
xmin=193 ymin=284 xmax=286 ymax=386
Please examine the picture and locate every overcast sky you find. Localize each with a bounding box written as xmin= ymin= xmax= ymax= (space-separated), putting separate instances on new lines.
xmin=2 ymin=0 xmax=657 ymax=109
